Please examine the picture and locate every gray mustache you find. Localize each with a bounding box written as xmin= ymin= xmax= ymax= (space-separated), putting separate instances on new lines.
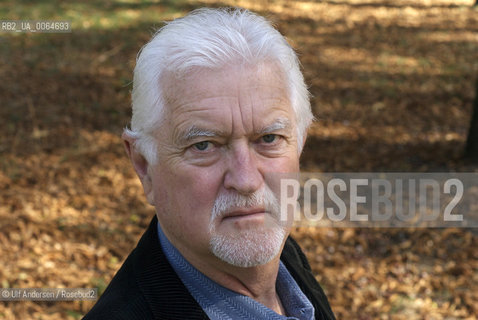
xmin=211 ymin=187 xmax=280 ymax=222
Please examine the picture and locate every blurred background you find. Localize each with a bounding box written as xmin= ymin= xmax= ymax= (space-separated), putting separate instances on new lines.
xmin=1 ymin=0 xmax=477 ymax=319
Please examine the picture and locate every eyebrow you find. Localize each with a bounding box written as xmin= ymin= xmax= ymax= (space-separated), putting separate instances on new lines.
xmin=177 ymin=118 xmax=293 ymax=144
xmin=177 ymin=126 xmax=224 ymax=144
xmin=258 ymin=118 xmax=292 ymax=135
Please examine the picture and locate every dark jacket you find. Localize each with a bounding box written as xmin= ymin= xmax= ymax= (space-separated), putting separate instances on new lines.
xmin=84 ymin=216 xmax=335 ymax=319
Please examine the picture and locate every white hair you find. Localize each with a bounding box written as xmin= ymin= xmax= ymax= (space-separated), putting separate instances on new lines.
xmin=125 ymin=7 xmax=313 ymax=164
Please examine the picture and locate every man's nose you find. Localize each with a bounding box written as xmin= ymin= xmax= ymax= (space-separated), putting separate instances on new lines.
xmin=223 ymin=142 xmax=263 ymax=195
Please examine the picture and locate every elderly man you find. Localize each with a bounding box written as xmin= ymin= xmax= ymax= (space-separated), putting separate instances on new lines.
xmin=85 ymin=7 xmax=335 ymax=320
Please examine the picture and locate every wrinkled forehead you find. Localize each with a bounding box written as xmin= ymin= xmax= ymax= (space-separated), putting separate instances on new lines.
xmin=154 ymin=61 xmax=296 ymax=142
xmin=160 ymin=61 xmax=291 ymax=116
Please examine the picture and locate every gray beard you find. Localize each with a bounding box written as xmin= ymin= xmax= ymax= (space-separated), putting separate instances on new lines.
xmin=209 ymin=226 xmax=286 ymax=267
xmin=208 ymin=186 xmax=287 ymax=267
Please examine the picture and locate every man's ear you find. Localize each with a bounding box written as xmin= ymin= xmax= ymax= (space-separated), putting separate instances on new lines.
xmin=122 ymin=133 xmax=155 ymax=205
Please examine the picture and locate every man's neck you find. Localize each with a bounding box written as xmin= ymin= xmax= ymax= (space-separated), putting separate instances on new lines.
xmin=177 ymin=244 xmax=286 ymax=315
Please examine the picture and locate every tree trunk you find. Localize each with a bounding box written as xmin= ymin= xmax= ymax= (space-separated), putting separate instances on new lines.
xmin=465 ymin=79 xmax=478 ymax=162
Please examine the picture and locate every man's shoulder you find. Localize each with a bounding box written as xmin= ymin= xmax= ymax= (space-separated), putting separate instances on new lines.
xmin=83 ymin=241 xmax=154 ymax=319
xmin=83 ymin=216 xmax=208 ymax=320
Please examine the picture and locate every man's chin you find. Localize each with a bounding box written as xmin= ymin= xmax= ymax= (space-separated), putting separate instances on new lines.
xmin=209 ymin=228 xmax=286 ymax=268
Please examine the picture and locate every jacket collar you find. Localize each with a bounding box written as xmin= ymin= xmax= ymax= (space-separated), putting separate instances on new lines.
xmin=132 ymin=215 xmax=209 ymax=319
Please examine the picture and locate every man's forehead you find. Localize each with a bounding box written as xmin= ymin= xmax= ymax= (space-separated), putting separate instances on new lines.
xmin=158 ymin=61 xmax=296 ymax=141
xmin=161 ymin=62 xmax=289 ymax=106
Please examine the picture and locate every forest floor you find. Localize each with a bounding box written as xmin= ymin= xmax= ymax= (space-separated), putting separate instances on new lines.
xmin=1 ymin=0 xmax=478 ymax=319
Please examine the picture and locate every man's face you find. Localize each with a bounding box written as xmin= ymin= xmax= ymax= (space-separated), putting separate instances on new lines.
xmin=149 ymin=62 xmax=301 ymax=268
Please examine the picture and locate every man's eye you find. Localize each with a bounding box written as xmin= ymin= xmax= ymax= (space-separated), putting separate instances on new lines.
xmin=192 ymin=141 xmax=211 ymax=151
xmin=262 ymin=134 xmax=277 ymax=143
